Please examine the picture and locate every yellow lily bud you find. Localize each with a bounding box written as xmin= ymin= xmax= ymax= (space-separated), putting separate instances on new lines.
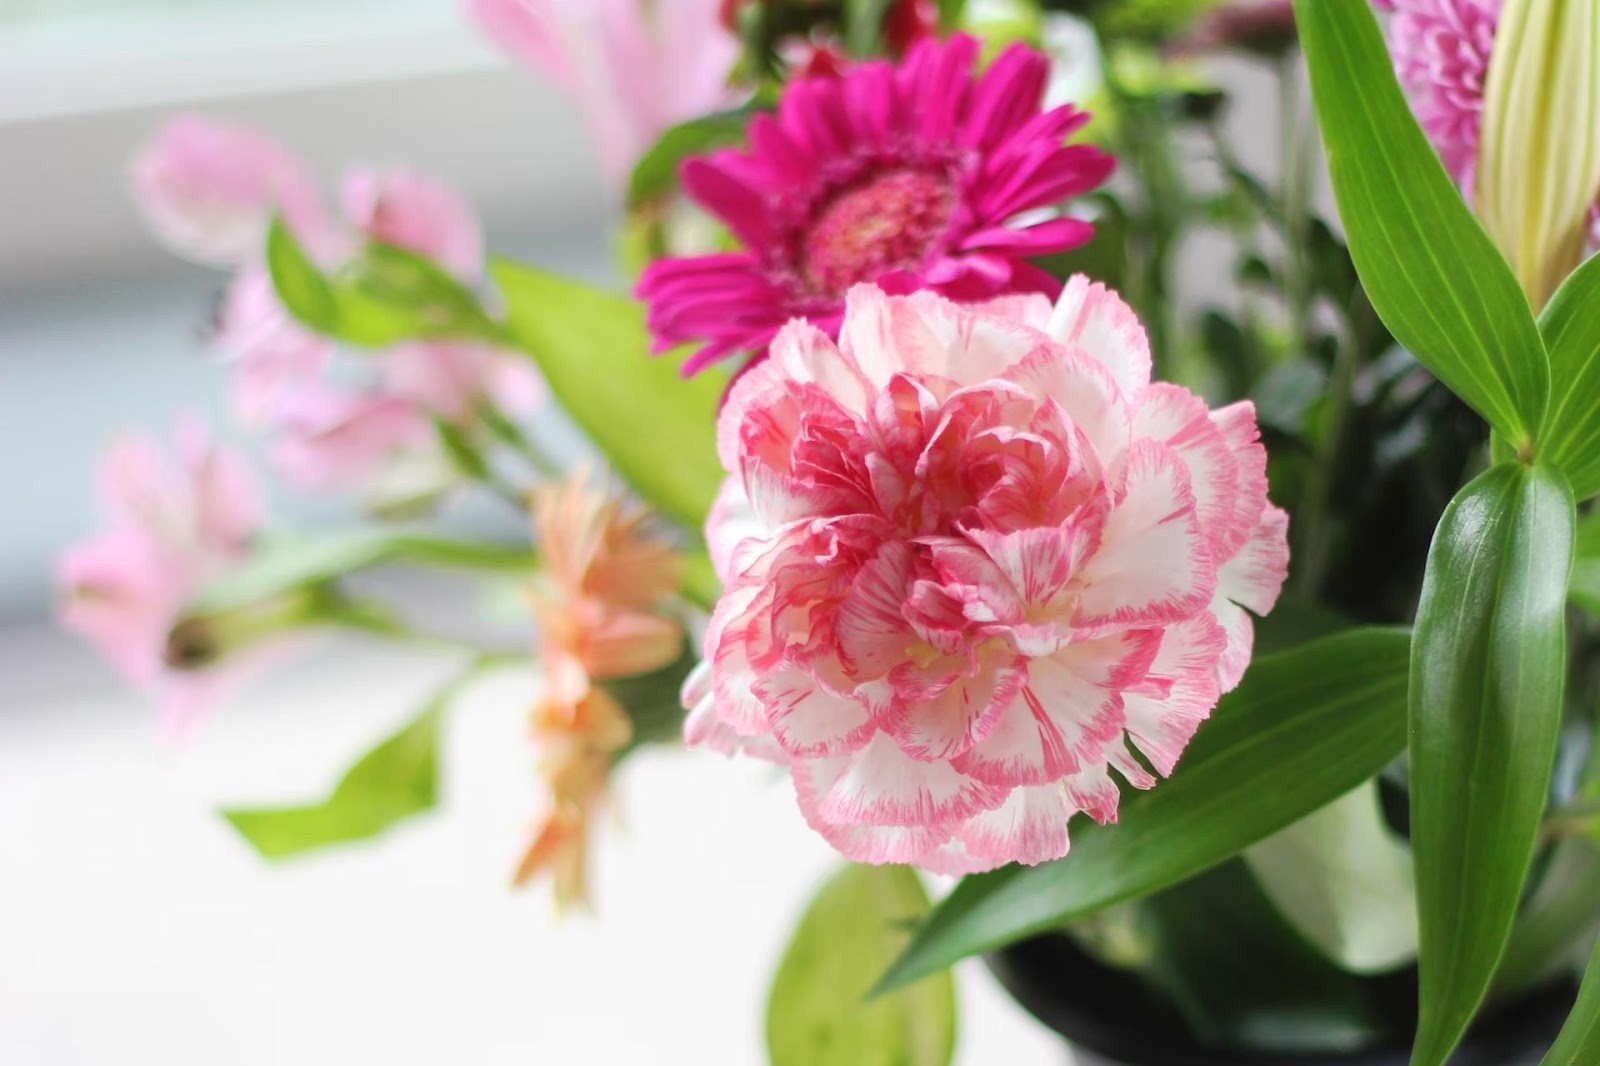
xmin=1477 ymin=0 xmax=1600 ymax=310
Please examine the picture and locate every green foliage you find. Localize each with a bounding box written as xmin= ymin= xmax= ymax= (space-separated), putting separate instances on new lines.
xmin=1535 ymin=253 xmax=1600 ymax=499
xmin=1407 ymin=463 xmax=1576 ymax=1066
xmin=1541 ymin=937 xmax=1600 ymax=1066
xmin=1573 ymin=511 xmax=1600 ymax=615
xmin=489 ymin=259 xmax=725 ymax=530
xmin=1243 ymin=782 xmax=1418 ymax=975
xmin=875 ymin=628 xmax=1412 ymax=993
xmin=1294 ymin=0 xmax=1549 ymax=451
xmin=627 ymin=107 xmax=758 ymax=210
xmin=843 ymin=0 xmax=897 ymax=56
xmin=185 ymin=529 xmax=536 ymax=617
xmin=265 ymin=220 xmax=497 ymax=347
xmin=1098 ymin=859 xmax=1391 ymax=1053
xmin=767 ymin=863 xmax=956 ymax=1066
xmin=224 ymin=669 xmax=471 ymax=858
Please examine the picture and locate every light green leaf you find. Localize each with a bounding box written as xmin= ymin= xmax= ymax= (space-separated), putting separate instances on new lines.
xmin=266 ymin=220 xmax=495 ymax=348
xmin=1497 ymin=837 xmax=1600 ymax=995
xmin=187 ymin=529 xmax=537 ymax=616
xmin=1244 ymin=782 xmax=1418 ymax=975
xmin=490 ymin=259 xmax=725 ymax=530
xmin=768 ymin=863 xmax=955 ymax=1066
xmin=1408 ymin=463 xmax=1576 ymax=1066
xmin=876 ymin=627 xmax=1412 ymax=994
xmin=1535 ymin=246 xmax=1600 ymax=499
xmin=1294 ymin=0 xmax=1549 ymax=449
xmin=1541 ymin=937 xmax=1600 ymax=1066
xmin=224 ymin=669 xmax=471 ymax=858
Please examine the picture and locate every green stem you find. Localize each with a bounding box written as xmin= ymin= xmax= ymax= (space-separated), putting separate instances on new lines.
xmin=1545 ymin=794 xmax=1600 ymax=841
xmin=479 ymin=405 xmax=562 ymax=481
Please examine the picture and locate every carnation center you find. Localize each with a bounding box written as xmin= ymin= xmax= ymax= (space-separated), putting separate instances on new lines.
xmin=800 ymin=168 xmax=955 ymax=295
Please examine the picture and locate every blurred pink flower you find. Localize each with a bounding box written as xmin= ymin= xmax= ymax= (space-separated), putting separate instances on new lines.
xmin=1374 ymin=0 xmax=1502 ymax=192
xmin=131 ymin=114 xmax=326 ymax=267
xmin=59 ymin=423 xmax=263 ymax=728
xmin=340 ymin=168 xmax=485 ymax=280
xmin=465 ymin=0 xmax=738 ymax=182
xmin=131 ymin=116 xmax=544 ymax=494
xmin=685 ymin=281 xmax=1288 ymax=873
xmin=637 ymin=34 xmax=1115 ymax=376
xmin=269 ymin=387 xmax=435 ymax=491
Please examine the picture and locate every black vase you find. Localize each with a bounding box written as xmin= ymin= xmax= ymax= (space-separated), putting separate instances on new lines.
xmin=986 ymin=933 xmax=1577 ymax=1066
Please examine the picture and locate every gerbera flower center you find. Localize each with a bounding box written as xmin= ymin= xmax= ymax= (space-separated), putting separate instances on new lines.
xmin=801 ymin=167 xmax=956 ymax=295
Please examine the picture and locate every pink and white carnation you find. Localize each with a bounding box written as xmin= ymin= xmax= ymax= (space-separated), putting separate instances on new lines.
xmin=683 ymin=281 xmax=1289 ymax=873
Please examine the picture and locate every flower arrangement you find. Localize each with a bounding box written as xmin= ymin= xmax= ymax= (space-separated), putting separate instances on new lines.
xmin=60 ymin=0 xmax=1600 ymax=1063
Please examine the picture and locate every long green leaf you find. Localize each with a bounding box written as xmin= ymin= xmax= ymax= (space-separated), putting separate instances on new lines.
xmin=1408 ymin=463 xmax=1576 ymax=1066
xmin=1537 ymin=253 xmax=1600 ymax=498
xmin=489 ymin=260 xmax=725 ymax=529
xmin=768 ymin=863 xmax=955 ymax=1066
xmin=1541 ymin=937 xmax=1600 ymax=1066
xmin=876 ymin=627 xmax=1412 ymax=994
xmin=1294 ymin=0 xmax=1548 ymax=448
xmin=223 ymin=667 xmax=473 ymax=858
xmin=187 ymin=529 xmax=537 ymax=616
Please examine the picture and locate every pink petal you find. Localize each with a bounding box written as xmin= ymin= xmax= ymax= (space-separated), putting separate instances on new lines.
xmin=1046 ymin=275 xmax=1153 ymax=399
xmin=798 ymin=732 xmax=1007 ymax=828
xmin=1219 ymin=504 xmax=1291 ymax=616
xmin=1072 ymin=440 xmax=1216 ymax=628
xmin=756 ymin=663 xmax=876 ymax=758
xmin=1132 ymin=383 xmax=1242 ymax=555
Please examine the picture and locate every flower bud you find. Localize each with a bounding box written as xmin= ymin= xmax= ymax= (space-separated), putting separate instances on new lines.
xmin=1477 ymin=0 xmax=1600 ymax=309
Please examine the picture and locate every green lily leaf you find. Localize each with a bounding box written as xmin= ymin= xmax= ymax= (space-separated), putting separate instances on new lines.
xmin=1535 ymin=252 xmax=1600 ymax=499
xmin=1540 ymin=936 xmax=1600 ymax=1066
xmin=768 ymin=863 xmax=955 ymax=1066
xmin=1408 ymin=463 xmax=1575 ymax=1066
xmin=489 ymin=259 xmax=725 ymax=530
xmin=223 ymin=667 xmax=474 ymax=858
xmin=875 ymin=627 xmax=1412 ymax=995
xmin=1293 ymin=0 xmax=1549 ymax=450
xmin=186 ymin=529 xmax=537 ymax=616
xmin=1244 ymin=782 xmax=1418 ymax=975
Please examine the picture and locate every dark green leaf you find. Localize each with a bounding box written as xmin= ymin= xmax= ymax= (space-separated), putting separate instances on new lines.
xmin=224 ymin=670 xmax=469 ymax=858
xmin=768 ymin=863 xmax=955 ymax=1066
xmin=1539 ymin=253 xmax=1600 ymax=498
xmin=490 ymin=259 xmax=725 ymax=529
xmin=627 ymin=107 xmax=756 ymax=210
xmin=187 ymin=529 xmax=537 ymax=616
xmin=1541 ymin=937 xmax=1600 ymax=1066
xmin=1408 ymin=463 xmax=1576 ymax=1066
xmin=876 ymin=627 xmax=1413 ymax=994
xmin=1294 ymin=0 xmax=1548 ymax=448
xmin=1108 ymin=859 xmax=1389 ymax=1052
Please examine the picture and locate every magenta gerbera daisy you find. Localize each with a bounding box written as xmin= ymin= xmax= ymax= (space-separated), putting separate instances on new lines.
xmin=636 ymin=33 xmax=1116 ymax=376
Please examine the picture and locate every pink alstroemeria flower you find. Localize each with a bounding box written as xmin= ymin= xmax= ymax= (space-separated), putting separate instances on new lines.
xmin=637 ymin=33 xmax=1116 ymax=376
xmin=59 ymin=423 xmax=263 ymax=728
xmin=466 ymin=0 xmax=738 ymax=183
xmin=132 ymin=114 xmax=325 ymax=267
xmin=684 ymin=282 xmax=1289 ymax=873
xmin=132 ymin=116 xmax=541 ymax=493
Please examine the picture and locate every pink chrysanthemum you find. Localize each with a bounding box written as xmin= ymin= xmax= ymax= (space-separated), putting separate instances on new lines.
xmin=683 ymin=281 xmax=1289 ymax=873
xmin=1374 ymin=0 xmax=1502 ymax=191
xmin=637 ymin=34 xmax=1115 ymax=376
